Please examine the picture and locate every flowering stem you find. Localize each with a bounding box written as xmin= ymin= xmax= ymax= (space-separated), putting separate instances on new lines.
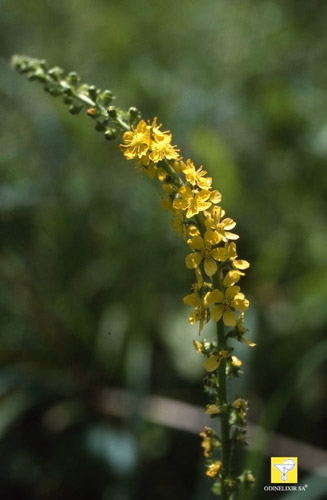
xmin=217 ymin=319 xmax=230 ymax=499
xmin=12 ymin=54 xmax=256 ymax=498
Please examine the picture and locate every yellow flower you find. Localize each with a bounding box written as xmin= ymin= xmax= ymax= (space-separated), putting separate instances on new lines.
xmin=231 ymin=355 xmax=242 ymax=368
xmin=185 ymin=230 xmax=223 ymax=277
xmin=120 ymin=120 xmax=150 ymax=160
xmin=191 ymin=267 xmax=204 ymax=292
xmin=206 ymin=461 xmax=222 ymax=478
xmin=183 ymin=292 xmax=208 ymax=332
xmin=205 ymin=286 xmax=249 ymax=326
xmin=148 ymin=118 xmax=180 ymax=163
xmin=232 ymin=398 xmax=248 ymax=424
xmin=236 ymin=313 xmax=256 ymax=346
xmin=212 ymin=241 xmax=250 ymax=276
xmin=203 ymin=350 xmax=229 ymax=372
xmin=193 ymin=339 xmax=204 ymax=353
xmin=205 ymin=404 xmax=222 ymax=415
xmin=180 ymin=159 xmax=212 ymax=190
xmin=173 ymin=186 xmax=212 ymax=218
xmin=205 ymin=206 xmax=239 ymax=242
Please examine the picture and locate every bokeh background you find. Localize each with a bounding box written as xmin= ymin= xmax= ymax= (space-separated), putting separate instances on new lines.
xmin=0 ymin=1 xmax=326 ymax=499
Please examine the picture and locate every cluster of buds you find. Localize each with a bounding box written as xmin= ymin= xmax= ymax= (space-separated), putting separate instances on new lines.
xmin=12 ymin=55 xmax=255 ymax=499
xmin=12 ymin=54 xmax=140 ymax=140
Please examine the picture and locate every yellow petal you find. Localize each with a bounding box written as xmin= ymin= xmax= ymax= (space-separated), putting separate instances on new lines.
xmin=233 ymin=259 xmax=250 ymax=270
xmin=210 ymin=190 xmax=222 ymax=204
xmin=231 ymin=355 xmax=242 ymax=368
xmin=189 ymin=235 xmax=205 ymax=250
xmin=204 ymin=230 xmax=220 ymax=246
xmin=183 ymin=292 xmax=202 ymax=307
xmin=212 ymin=247 xmax=227 ymax=262
xmin=173 ymin=198 xmax=188 ymax=211
xmin=204 ymin=257 xmax=217 ymax=277
xmin=225 ymin=286 xmax=240 ymax=299
xmin=223 ymin=270 xmax=242 ymax=287
xmin=185 ymin=252 xmax=203 ymax=269
xmin=223 ymin=309 xmax=236 ymax=326
xmin=224 ymin=231 xmax=239 ymax=240
xmin=233 ymin=294 xmax=250 ymax=311
xmin=211 ymin=304 xmax=224 ymax=322
xmin=222 ymin=218 xmax=236 ymax=230
xmin=242 ymin=336 xmax=256 ymax=347
xmin=207 ymin=289 xmax=224 ymax=304
xmin=203 ymin=355 xmax=220 ymax=372
xmin=193 ymin=340 xmax=204 ymax=353
xmin=205 ymin=404 xmax=222 ymax=415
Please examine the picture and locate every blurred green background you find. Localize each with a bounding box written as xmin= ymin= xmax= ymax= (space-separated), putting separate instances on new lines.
xmin=0 ymin=1 xmax=326 ymax=499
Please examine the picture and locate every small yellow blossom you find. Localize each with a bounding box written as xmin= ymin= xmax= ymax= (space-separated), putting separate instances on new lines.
xmin=206 ymin=461 xmax=222 ymax=478
xmin=205 ymin=404 xmax=222 ymax=415
xmin=191 ymin=267 xmax=204 ymax=293
xmin=120 ymin=120 xmax=150 ymax=160
xmin=193 ymin=339 xmax=204 ymax=353
xmin=173 ymin=186 xmax=212 ymax=218
xmin=231 ymin=355 xmax=242 ymax=368
xmin=185 ymin=231 xmax=224 ymax=277
xmin=203 ymin=350 xmax=229 ymax=372
xmin=205 ymin=206 xmax=239 ymax=242
xmin=232 ymin=398 xmax=248 ymax=423
xmin=149 ymin=118 xmax=180 ymax=162
xmin=199 ymin=427 xmax=215 ymax=457
xmin=180 ymin=159 xmax=212 ymax=190
xmin=210 ymin=242 xmax=249 ymax=273
xmin=183 ymin=292 xmax=208 ymax=332
xmin=205 ymin=286 xmax=249 ymax=327
xmin=236 ymin=313 xmax=256 ymax=346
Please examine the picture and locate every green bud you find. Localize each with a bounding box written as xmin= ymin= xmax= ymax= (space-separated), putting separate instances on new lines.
xmin=104 ymin=129 xmax=116 ymax=140
xmin=67 ymin=71 xmax=79 ymax=85
xmin=129 ymin=107 xmax=140 ymax=122
xmin=88 ymin=85 xmax=98 ymax=101
xmin=63 ymin=84 xmax=73 ymax=96
xmin=101 ymin=90 xmax=114 ymax=106
xmin=48 ymin=66 xmax=64 ymax=80
xmin=95 ymin=118 xmax=109 ymax=131
xmin=69 ymin=102 xmax=83 ymax=115
xmin=108 ymin=106 xmax=117 ymax=119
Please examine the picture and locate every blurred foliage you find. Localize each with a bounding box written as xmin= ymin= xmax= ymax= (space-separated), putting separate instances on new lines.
xmin=0 ymin=0 xmax=326 ymax=499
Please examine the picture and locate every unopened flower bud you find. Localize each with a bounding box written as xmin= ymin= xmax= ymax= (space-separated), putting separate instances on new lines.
xmin=101 ymin=90 xmax=114 ymax=105
xmin=108 ymin=106 xmax=117 ymax=118
xmin=67 ymin=71 xmax=79 ymax=85
xmin=88 ymin=85 xmax=97 ymax=101
xmin=69 ymin=103 xmax=83 ymax=115
xmin=48 ymin=66 xmax=64 ymax=80
xmin=104 ymin=129 xmax=116 ymax=140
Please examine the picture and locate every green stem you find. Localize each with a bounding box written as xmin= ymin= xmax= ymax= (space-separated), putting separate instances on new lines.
xmin=217 ymin=319 xmax=231 ymax=499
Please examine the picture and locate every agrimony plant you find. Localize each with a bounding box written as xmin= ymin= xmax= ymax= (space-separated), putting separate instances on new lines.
xmin=12 ymin=54 xmax=255 ymax=499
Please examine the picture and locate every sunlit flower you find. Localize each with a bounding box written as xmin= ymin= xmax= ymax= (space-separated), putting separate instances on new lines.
xmin=205 ymin=404 xmax=222 ymax=415
xmin=236 ymin=313 xmax=256 ymax=346
xmin=206 ymin=461 xmax=222 ymax=478
xmin=173 ymin=186 xmax=212 ymax=218
xmin=183 ymin=292 xmax=208 ymax=332
xmin=120 ymin=120 xmax=150 ymax=160
xmin=180 ymin=159 xmax=212 ymax=190
xmin=149 ymin=118 xmax=180 ymax=162
xmin=231 ymin=355 xmax=242 ymax=368
xmin=205 ymin=286 xmax=249 ymax=326
xmin=185 ymin=230 xmax=223 ymax=277
xmin=205 ymin=206 xmax=239 ymax=242
xmin=193 ymin=339 xmax=204 ymax=353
